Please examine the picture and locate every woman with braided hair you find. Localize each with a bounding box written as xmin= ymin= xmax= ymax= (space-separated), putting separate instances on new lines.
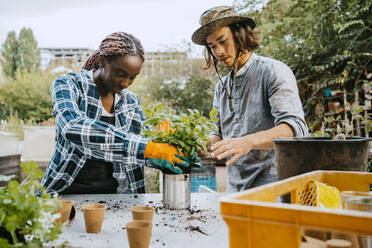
xmin=41 ymin=32 xmax=198 ymax=195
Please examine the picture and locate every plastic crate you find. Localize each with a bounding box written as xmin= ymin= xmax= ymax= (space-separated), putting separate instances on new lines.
xmin=220 ymin=170 xmax=372 ymax=248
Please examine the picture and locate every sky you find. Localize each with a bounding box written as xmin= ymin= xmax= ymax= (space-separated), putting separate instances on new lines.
xmin=0 ymin=0 xmax=236 ymax=56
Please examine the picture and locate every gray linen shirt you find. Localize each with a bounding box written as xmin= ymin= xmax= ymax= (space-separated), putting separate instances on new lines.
xmin=212 ymin=53 xmax=308 ymax=192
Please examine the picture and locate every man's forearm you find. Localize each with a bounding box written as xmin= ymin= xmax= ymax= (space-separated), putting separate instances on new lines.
xmin=248 ymin=123 xmax=294 ymax=150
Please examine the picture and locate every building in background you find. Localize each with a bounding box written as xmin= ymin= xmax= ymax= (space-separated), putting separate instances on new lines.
xmin=142 ymin=52 xmax=187 ymax=78
xmin=40 ymin=47 xmax=95 ymax=70
xmin=40 ymin=48 xmax=213 ymax=79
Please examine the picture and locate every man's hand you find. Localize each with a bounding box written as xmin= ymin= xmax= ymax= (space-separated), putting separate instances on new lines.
xmin=210 ymin=136 xmax=256 ymax=166
xmin=197 ymin=143 xmax=210 ymax=158
xmin=209 ymin=124 xmax=294 ymax=166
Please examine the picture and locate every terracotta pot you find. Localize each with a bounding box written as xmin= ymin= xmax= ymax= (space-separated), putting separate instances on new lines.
xmin=131 ymin=206 xmax=154 ymax=222
xmin=328 ymin=101 xmax=340 ymax=111
xmin=55 ymin=200 xmax=73 ymax=223
xmin=126 ymin=220 xmax=152 ymax=248
xmin=82 ymin=204 xmax=106 ymax=233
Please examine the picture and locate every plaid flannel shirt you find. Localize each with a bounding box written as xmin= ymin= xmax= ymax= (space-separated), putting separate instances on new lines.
xmin=41 ymin=69 xmax=149 ymax=195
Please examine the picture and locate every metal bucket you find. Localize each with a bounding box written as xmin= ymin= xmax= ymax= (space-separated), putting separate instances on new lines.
xmin=163 ymin=173 xmax=190 ymax=209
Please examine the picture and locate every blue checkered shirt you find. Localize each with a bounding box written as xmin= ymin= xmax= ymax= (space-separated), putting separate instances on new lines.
xmin=41 ymin=69 xmax=149 ymax=195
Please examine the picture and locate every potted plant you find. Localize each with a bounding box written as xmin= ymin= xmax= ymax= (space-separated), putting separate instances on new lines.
xmin=0 ymin=161 xmax=64 ymax=247
xmin=273 ymin=102 xmax=372 ymax=182
xmin=142 ymin=104 xmax=218 ymax=209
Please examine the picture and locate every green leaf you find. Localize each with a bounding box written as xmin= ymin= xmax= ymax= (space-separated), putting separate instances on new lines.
xmin=0 ymin=238 xmax=11 ymax=248
xmin=209 ymin=109 xmax=218 ymax=118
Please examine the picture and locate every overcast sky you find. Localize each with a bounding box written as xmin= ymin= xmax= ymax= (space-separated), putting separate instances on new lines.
xmin=0 ymin=0 xmax=236 ymax=55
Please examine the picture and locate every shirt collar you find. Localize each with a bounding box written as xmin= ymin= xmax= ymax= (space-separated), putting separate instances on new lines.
xmin=236 ymin=52 xmax=256 ymax=77
xmin=85 ymin=69 xmax=126 ymax=99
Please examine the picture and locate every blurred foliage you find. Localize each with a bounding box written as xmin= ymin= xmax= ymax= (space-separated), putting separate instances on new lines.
xmin=144 ymin=168 xmax=160 ymax=193
xmin=0 ymin=28 xmax=40 ymax=78
xmin=312 ymin=102 xmax=371 ymax=137
xmin=129 ymin=41 xmax=217 ymax=117
xmin=0 ymin=69 xmax=61 ymax=123
xmin=0 ymin=161 xmax=64 ymax=247
xmin=130 ymin=76 xmax=215 ymax=117
xmin=235 ymin=0 xmax=372 ymax=127
xmin=0 ymin=114 xmax=24 ymax=140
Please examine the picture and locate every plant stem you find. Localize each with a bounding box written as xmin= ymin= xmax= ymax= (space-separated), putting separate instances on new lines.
xmin=10 ymin=230 xmax=19 ymax=244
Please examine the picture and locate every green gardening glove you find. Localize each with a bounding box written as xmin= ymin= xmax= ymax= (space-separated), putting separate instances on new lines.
xmin=148 ymin=154 xmax=191 ymax=174
xmin=190 ymin=147 xmax=203 ymax=170
xmin=145 ymin=142 xmax=190 ymax=174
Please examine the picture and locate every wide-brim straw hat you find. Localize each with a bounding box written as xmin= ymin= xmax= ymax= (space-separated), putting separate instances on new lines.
xmin=192 ymin=6 xmax=256 ymax=46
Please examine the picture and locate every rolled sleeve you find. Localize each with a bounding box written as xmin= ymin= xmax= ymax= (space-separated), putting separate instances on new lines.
xmin=268 ymin=72 xmax=308 ymax=138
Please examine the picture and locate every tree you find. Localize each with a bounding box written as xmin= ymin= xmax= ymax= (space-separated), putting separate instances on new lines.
xmin=235 ymin=0 xmax=372 ymax=126
xmin=0 ymin=31 xmax=19 ymax=78
xmin=0 ymin=28 xmax=41 ymax=78
xmin=0 ymin=69 xmax=56 ymax=122
xmin=17 ymin=28 xmax=41 ymax=74
xmin=180 ymin=76 xmax=214 ymax=116
xmin=132 ymin=75 xmax=214 ymax=116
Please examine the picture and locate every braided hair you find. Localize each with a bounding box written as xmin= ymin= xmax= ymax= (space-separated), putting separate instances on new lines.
xmin=83 ymin=32 xmax=144 ymax=70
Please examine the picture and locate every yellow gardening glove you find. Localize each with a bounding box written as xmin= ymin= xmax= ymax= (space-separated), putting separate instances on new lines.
xmin=144 ymin=142 xmax=190 ymax=174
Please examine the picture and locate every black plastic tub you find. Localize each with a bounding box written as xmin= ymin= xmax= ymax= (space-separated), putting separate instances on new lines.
xmin=273 ymin=136 xmax=371 ymax=181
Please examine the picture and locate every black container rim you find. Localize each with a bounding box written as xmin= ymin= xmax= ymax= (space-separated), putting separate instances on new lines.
xmin=273 ymin=136 xmax=372 ymax=143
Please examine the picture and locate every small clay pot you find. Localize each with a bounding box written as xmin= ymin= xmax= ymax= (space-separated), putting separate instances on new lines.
xmin=82 ymin=204 xmax=106 ymax=233
xmin=126 ymin=220 xmax=152 ymax=248
xmin=131 ymin=206 xmax=154 ymax=222
xmin=55 ymin=200 xmax=73 ymax=223
xmin=328 ymin=101 xmax=340 ymax=112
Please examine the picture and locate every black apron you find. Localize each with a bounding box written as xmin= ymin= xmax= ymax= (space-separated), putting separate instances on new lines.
xmin=61 ymin=115 xmax=118 ymax=194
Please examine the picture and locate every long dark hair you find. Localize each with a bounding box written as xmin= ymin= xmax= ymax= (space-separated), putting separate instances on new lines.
xmin=83 ymin=32 xmax=144 ymax=70
xmin=204 ymin=22 xmax=259 ymax=70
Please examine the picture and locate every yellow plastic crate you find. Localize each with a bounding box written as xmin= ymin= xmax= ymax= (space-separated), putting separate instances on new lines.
xmin=220 ymin=170 xmax=372 ymax=248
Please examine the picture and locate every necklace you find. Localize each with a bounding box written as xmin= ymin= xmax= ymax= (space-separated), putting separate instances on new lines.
xmin=214 ymin=55 xmax=239 ymax=112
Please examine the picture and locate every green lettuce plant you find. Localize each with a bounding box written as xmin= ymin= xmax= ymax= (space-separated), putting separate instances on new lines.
xmin=0 ymin=161 xmax=64 ymax=248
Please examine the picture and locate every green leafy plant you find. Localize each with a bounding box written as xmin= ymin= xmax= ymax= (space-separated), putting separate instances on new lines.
xmin=142 ymin=104 xmax=218 ymax=172
xmin=0 ymin=161 xmax=64 ymax=247
xmin=313 ymin=101 xmax=372 ymax=138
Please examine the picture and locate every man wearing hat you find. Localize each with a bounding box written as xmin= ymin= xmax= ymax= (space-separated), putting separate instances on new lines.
xmin=192 ymin=6 xmax=308 ymax=192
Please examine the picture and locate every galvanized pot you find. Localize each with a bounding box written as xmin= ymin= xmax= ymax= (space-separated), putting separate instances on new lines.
xmin=163 ymin=173 xmax=190 ymax=209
